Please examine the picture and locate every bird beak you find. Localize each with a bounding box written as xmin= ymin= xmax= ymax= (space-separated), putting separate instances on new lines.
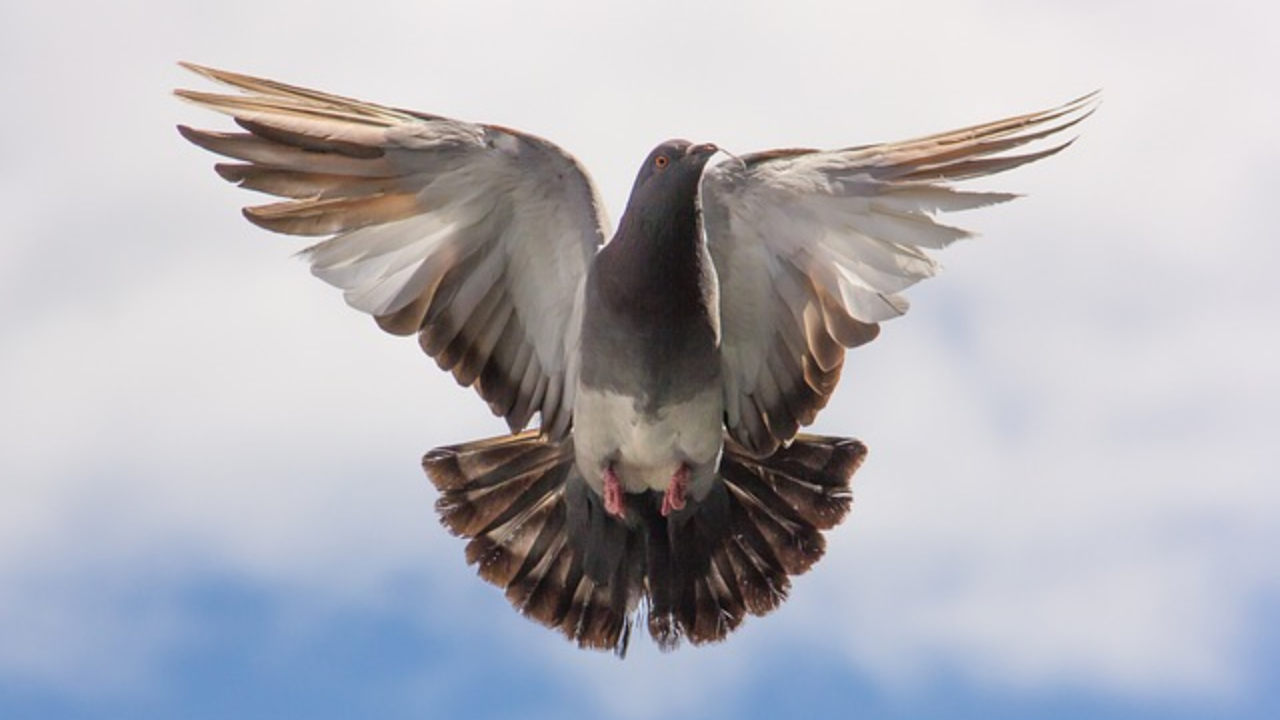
xmin=687 ymin=142 xmax=719 ymax=158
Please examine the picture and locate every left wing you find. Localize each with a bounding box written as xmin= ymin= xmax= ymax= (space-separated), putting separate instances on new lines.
xmin=703 ymin=93 xmax=1098 ymax=455
xmin=176 ymin=64 xmax=611 ymax=438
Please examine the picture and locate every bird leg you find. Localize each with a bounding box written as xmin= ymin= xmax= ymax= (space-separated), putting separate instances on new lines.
xmin=661 ymin=463 xmax=690 ymax=517
xmin=603 ymin=464 xmax=626 ymax=519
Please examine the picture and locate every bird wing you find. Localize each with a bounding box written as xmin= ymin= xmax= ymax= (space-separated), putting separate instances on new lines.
xmin=702 ymin=92 xmax=1097 ymax=455
xmin=176 ymin=63 xmax=610 ymax=438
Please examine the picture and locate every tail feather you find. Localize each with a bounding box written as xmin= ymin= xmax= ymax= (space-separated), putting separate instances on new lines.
xmin=429 ymin=432 xmax=569 ymax=538
xmin=722 ymin=461 xmax=825 ymax=576
xmin=735 ymin=436 xmax=861 ymax=530
xmin=424 ymin=431 xmax=639 ymax=655
xmin=645 ymin=434 xmax=865 ymax=645
xmin=422 ymin=431 xmax=867 ymax=655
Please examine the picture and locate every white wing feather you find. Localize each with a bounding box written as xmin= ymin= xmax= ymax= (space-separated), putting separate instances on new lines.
xmin=704 ymin=92 xmax=1098 ymax=454
xmin=177 ymin=63 xmax=609 ymax=437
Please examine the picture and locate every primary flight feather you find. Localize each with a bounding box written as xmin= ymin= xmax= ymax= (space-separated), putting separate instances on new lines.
xmin=176 ymin=62 xmax=1095 ymax=654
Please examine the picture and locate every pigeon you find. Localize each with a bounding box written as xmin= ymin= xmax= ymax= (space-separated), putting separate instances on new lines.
xmin=176 ymin=63 xmax=1095 ymax=655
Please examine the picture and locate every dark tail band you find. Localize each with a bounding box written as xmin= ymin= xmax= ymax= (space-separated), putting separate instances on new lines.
xmin=423 ymin=431 xmax=867 ymax=655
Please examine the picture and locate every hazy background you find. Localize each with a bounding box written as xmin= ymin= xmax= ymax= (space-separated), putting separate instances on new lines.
xmin=3 ymin=1 xmax=1278 ymax=718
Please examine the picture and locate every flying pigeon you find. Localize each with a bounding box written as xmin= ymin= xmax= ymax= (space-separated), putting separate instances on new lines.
xmin=176 ymin=63 xmax=1095 ymax=655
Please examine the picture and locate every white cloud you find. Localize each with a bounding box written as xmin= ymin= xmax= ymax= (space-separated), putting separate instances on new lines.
xmin=2 ymin=0 xmax=1278 ymax=712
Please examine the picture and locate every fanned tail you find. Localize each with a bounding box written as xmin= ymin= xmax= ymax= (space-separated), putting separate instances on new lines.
xmin=422 ymin=431 xmax=867 ymax=654
xmin=423 ymin=431 xmax=642 ymax=655
xmin=645 ymin=434 xmax=867 ymax=648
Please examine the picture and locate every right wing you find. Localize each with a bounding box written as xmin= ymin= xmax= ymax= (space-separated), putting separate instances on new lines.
xmin=703 ymin=93 xmax=1097 ymax=455
xmin=176 ymin=63 xmax=610 ymax=438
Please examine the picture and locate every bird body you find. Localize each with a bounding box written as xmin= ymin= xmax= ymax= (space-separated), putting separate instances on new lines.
xmin=176 ymin=63 xmax=1095 ymax=654
xmin=576 ymin=141 xmax=724 ymax=512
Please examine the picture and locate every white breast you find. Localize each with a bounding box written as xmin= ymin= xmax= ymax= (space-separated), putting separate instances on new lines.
xmin=573 ymin=386 xmax=724 ymax=495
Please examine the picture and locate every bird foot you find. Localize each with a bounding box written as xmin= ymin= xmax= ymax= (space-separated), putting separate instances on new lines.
xmin=661 ymin=464 xmax=690 ymax=517
xmin=603 ymin=465 xmax=626 ymax=519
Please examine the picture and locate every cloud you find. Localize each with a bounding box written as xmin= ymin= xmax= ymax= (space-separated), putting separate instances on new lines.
xmin=1 ymin=0 xmax=1278 ymax=716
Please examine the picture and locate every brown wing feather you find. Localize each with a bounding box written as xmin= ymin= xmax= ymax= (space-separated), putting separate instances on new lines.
xmin=178 ymin=63 xmax=605 ymax=438
xmin=707 ymin=92 xmax=1096 ymax=456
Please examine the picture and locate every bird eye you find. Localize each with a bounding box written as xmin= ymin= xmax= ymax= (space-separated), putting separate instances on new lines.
xmin=654 ymin=155 xmax=669 ymax=170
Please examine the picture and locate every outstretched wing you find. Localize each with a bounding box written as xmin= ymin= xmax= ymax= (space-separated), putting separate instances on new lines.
xmin=703 ymin=93 xmax=1097 ymax=455
xmin=177 ymin=63 xmax=610 ymax=438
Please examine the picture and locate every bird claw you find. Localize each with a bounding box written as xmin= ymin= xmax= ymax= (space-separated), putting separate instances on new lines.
xmin=661 ymin=464 xmax=689 ymax=517
xmin=603 ymin=465 xmax=626 ymax=519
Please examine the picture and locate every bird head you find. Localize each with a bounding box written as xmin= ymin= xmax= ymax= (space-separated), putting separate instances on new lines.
xmin=627 ymin=139 xmax=719 ymax=200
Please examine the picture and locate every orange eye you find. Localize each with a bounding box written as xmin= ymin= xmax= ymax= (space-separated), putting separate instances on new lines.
xmin=654 ymin=155 xmax=669 ymax=170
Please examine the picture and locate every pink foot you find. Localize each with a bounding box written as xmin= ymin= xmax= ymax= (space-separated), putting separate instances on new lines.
xmin=603 ymin=465 xmax=626 ymax=519
xmin=661 ymin=464 xmax=690 ymax=517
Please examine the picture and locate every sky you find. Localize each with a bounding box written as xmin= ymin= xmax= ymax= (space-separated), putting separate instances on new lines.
xmin=2 ymin=1 xmax=1279 ymax=718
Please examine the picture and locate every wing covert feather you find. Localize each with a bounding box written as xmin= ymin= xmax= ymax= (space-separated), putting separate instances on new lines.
xmin=704 ymin=93 xmax=1097 ymax=454
xmin=178 ymin=63 xmax=611 ymax=436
